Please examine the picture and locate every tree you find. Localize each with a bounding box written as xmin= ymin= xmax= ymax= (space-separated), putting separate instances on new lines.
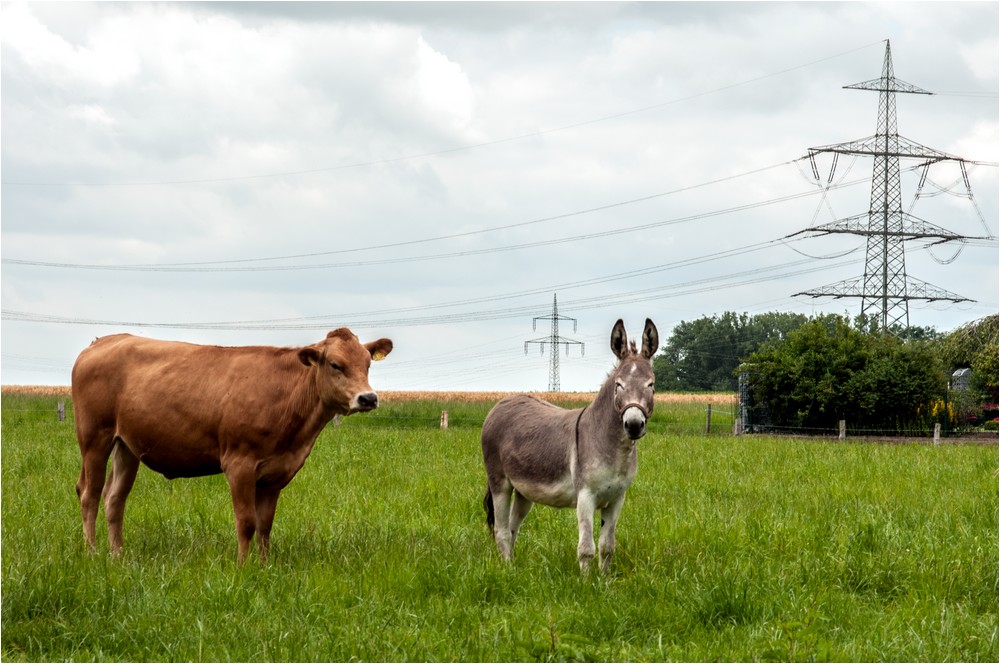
xmin=744 ymin=316 xmax=946 ymax=432
xmin=653 ymin=311 xmax=809 ymax=392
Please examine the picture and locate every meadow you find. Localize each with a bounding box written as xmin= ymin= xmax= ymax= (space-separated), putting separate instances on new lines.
xmin=1 ymin=392 xmax=997 ymax=662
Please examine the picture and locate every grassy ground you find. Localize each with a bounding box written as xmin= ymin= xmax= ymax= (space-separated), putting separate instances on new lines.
xmin=1 ymin=394 xmax=997 ymax=661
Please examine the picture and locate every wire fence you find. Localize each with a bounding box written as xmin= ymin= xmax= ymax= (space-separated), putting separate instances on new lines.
xmin=3 ymin=396 xmax=994 ymax=444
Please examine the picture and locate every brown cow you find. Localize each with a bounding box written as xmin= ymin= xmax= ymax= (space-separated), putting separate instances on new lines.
xmin=71 ymin=328 xmax=393 ymax=563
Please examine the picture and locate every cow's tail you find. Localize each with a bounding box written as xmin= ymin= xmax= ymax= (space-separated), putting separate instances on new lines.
xmin=483 ymin=489 xmax=495 ymax=531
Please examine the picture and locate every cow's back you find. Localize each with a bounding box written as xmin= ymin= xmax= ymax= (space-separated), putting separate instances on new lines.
xmin=73 ymin=334 xmax=214 ymax=416
xmin=71 ymin=334 xmax=302 ymax=478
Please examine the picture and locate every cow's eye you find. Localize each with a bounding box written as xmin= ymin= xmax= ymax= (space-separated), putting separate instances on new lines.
xmin=330 ymin=362 xmax=343 ymax=373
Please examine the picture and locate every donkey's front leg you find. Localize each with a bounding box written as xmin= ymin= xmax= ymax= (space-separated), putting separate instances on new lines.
xmin=576 ymin=488 xmax=597 ymax=573
xmin=598 ymin=492 xmax=627 ymax=573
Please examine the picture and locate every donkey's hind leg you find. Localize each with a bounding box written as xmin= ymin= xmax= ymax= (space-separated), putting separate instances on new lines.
xmin=488 ymin=479 xmax=515 ymax=560
xmin=508 ymin=490 xmax=534 ymax=553
xmin=102 ymin=441 xmax=140 ymax=556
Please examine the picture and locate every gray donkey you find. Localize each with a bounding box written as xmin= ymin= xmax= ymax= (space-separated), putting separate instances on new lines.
xmin=481 ymin=318 xmax=658 ymax=573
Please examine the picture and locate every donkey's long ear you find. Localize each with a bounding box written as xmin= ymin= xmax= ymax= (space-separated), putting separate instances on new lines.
xmin=640 ymin=318 xmax=659 ymax=360
xmin=610 ymin=319 xmax=628 ymax=359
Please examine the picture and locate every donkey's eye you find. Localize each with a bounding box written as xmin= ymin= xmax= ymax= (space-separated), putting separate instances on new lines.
xmin=646 ymin=382 xmax=655 ymax=390
xmin=615 ymin=382 xmax=624 ymax=392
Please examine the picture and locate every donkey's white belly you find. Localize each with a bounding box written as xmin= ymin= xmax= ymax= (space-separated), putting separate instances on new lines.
xmin=512 ymin=473 xmax=577 ymax=508
xmin=582 ymin=453 xmax=637 ymax=508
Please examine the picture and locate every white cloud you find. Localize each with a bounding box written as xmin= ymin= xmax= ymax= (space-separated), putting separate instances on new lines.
xmin=1 ymin=2 xmax=138 ymax=88
xmin=2 ymin=1 xmax=997 ymax=389
xmin=66 ymin=103 xmax=115 ymax=127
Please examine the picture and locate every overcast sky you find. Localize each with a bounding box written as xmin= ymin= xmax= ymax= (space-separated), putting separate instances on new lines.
xmin=2 ymin=1 xmax=997 ymax=392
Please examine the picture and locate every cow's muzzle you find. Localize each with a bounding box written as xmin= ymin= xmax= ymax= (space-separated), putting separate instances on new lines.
xmin=353 ymin=392 xmax=379 ymax=412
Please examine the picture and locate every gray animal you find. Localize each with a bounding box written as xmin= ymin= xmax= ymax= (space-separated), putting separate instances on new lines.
xmin=481 ymin=318 xmax=658 ymax=573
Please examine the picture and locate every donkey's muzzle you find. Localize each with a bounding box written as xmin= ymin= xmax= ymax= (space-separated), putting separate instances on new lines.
xmin=622 ymin=405 xmax=647 ymax=440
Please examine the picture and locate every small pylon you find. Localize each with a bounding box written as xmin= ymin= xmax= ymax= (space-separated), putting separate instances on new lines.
xmin=524 ymin=294 xmax=583 ymax=391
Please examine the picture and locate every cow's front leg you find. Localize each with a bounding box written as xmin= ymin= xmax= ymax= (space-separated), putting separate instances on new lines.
xmin=576 ymin=488 xmax=597 ymax=574
xmin=254 ymin=483 xmax=283 ymax=562
xmin=224 ymin=463 xmax=257 ymax=564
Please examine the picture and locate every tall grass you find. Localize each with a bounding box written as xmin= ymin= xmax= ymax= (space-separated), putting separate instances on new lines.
xmin=2 ymin=394 xmax=996 ymax=661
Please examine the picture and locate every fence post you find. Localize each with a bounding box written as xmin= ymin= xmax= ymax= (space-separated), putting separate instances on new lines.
xmin=58 ymin=400 xmax=65 ymax=422
xmin=440 ymin=410 xmax=449 ymax=430
xmin=733 ymin=418 xmax=743 ymax=436
xmin=333 ymin=415 xmax=341 ymax=427
xmin=933 ymin=422 xmax=941 ymax=444
xmin=838 ymin=420 xmax=846 ymax=441
xmin=705 ymin=403 xmax=712 ymax=434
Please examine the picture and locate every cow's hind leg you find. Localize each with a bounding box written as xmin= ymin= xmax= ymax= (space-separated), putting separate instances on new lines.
xmin=102 ymin=441 xmax=140 ymax=555
xmin=76 ymin=428 xmax=116 ymax=551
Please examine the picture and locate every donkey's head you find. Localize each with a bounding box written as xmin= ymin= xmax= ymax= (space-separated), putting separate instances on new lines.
xmin=609 ymin=318 xmax=659 ymax=440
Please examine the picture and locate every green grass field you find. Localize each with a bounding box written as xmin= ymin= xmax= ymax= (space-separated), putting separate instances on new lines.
xmin=2 ymin=394 xmax=997 ymax=662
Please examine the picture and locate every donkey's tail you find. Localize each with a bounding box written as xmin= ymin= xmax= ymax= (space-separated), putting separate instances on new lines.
xmin=483 ymin=489 xmax=495 ymax=530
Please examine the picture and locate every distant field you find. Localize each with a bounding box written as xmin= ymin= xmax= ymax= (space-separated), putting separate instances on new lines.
xmin=0 ymin=385 xmax=734 ymax=404
xmin=2 ymin=393 xmax=996 ymax=662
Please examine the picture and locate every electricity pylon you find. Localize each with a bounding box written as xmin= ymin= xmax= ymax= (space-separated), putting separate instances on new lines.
xmin=524 ymin=294 xmax=583 ymax=391
xmin=794 ymin=40 xmax=975 ymax=331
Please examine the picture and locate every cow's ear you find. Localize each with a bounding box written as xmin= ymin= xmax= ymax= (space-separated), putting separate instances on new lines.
xmin=298 ymin=348 xmax=321 ymax=367
xmin=366 ymin=338 xmax=393 ymax=361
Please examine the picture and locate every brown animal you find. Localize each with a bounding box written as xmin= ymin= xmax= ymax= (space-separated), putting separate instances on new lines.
xmin=71 ymin=329 xmax=393 ymax=563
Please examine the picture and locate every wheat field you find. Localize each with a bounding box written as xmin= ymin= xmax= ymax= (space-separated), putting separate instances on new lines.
xmin=1 ymin=385 xmax=732 ymax=404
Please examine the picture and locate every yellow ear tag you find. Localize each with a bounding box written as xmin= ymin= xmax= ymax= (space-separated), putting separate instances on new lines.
xmin=371 ymin=350 xmax=386 ymax=361
xmin=308 ymin=356 xmax=319 ymax=367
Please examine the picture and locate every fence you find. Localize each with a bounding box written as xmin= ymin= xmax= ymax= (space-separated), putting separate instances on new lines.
xmin=6 ymin=396 xmax=990 ymax=444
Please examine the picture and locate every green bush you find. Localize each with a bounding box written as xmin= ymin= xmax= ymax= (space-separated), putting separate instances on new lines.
xmin=745 ymin=316 xmax=947 ymax=433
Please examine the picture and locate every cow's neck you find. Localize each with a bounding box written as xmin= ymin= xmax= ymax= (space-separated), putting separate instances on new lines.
xmin=276 ymin=358 xmax=337 ymax=451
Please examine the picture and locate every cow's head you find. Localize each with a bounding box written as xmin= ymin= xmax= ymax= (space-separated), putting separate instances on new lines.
xmin=298 ymin=328 xmax=393 ymax=414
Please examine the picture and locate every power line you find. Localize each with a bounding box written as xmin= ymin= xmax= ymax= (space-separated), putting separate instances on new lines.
xmin=1 ymin=158 xmax=802 ymax=269
xmin=2 ymin=172 xmax=871 ymax=272
xmin=0 ymin=236 xmax=801 ymax=330
xmin=1 ymin=252 xmax=859 ymax=331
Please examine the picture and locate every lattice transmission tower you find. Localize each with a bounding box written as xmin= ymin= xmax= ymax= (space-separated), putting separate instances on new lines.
xmin=794 ymin=40 xmax=979 ymax=331
xmin=524 ymin=293 xmax=583 ymax=391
